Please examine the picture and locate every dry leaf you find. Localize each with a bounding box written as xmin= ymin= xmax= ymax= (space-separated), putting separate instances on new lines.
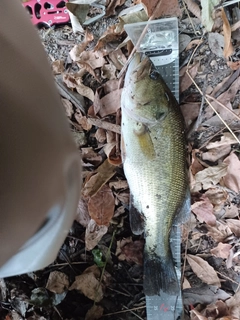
xmin=205 ymin=187 xmax=228 ymax=212
xmin=85 ymin=305 xmax=104 ymax=320
xmin=52 ymin=60 xmax=64 ymax=75
xmin=106 ymin=0 xmax=125 ymax=16
xmin=98 ymin=89 xmax=122 ymax=117
xmin=191 ymin=194 xmax=216 ymax=226
xmin=46 ymin=271 xmax=69 ymax=294
xmin=88 ymin=185 xmax=115 ymax=226
xmin=141 ymin=0 xmax=181 ymax=18
xmin=77 ymin=61 xmax=100 ymax=82
xmin=116 ymin=238 xmax=144 ymax=265
xmin=190 ymin=309 xmax=208 ymax=320
xmin=81 ymin=147 xmax=102 ymax=166
xmin=75 ymin=109 xmax=92 ymax=131
xmin=204 ymin=300 xmax=230 ymax=319
xmin=207 ymin=220 xmax=232 ymax=242
xmin=202 ymin=145 xmax=231 ymax=162
xmin=222 ymin=8 xmax=234 ymax=58
xmin=180 ymin=62 xmax=200 ymax=93
xmin=191 ymin=163 xmax=228 ymax=192
xmin=79 ymin=51 xmax=106 ymax=69
xmin=223 ymin=204 xmax=239 ymax=219
xmin=184 ymin=0 xmax=201 ymax=19
xmin=69 ymin=265 xmax=103 ymax=302
xmin=101 ymin=63 xmax=117 ymax=80
xmin=75 ymin=77 xmax=94 ymax=101
xmin=211 ymin=242 xmax=232 ymax=259
xmin=61 ymin=98 xmax=74 ymax=118
xmin=184 ymin=284 xmax=231 ymax=306
xmin=82 ymin=159 xmax=116 ymax=197
xmin=222 ymin=152 xmax=240 ymax=193
xmin=180 ymin=103 xmax=201 ymax=128
xmin=95 ymin=128 xmax=106 ymax=143
xmin=85 ymin=219 xmax=108 ymax=250
xmin=109 ymin=49 xmax=127 ymax=70
xmin=95 ymin=25 xmax=122 ymax=51
xmin=226 ymin=290 xmax=240 ymax=320
xmin=190 ymin=150 xmax=205 ymax=175
xmin=109 ymin=180 xmax=128 ymax=190
xmin=187 ymin=254 xmax=221 ymax=286
xmin=227 ymin=60 xmax=240 ymax=71
xmin=69 ymin=30 xmax=94 ymax=61
xmin=208 ymin=32 xmax=224 ymax=57
xmin=225 ymin=219 xmax=240 ymax=237
xmin=206 ymin=133 xmax=238 ymax=149
xmin=75 ymin=197 xmax=91 ymax=228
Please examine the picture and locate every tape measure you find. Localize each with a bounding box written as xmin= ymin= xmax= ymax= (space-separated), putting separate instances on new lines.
xmin=125 ymin=18 xmax=183 ymax=320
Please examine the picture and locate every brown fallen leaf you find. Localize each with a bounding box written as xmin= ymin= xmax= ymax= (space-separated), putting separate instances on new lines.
xmin=109 ymin=49 xmax=127 ymax=70
xmin=46 ymin=271 xmax=69 ymax=294
xmin=206 ymin=133 xmax=238 ymax=149
xmin=95 ymin=25 xmax=123 ymax=52
xmin=184 ymin=0 xmax=201 ymax=19
xmin=75 ymin=197 xmax=91 ymax=228
xmin=85 ymin=304 xmax=104 ymax=320
xmin=85 ymin=219 xmax=108 ymax=251
xmin=77 ymin=61 xmax=100 ymax=82
xmin=225 ymin=219 xmax=240 ymax=237
xmin=180 ymin=103 xmax=201 ymax=128
xmin=52 ymin=60 xmax=64 ymax=75
xmin=226 ymin=290 xmax=240 ymax=319
xmin=75 ymin=109 xmax=92 ymax=131
xmin=190 ymin=309 xmax=207 ymax=320
xmin=116 ymin=237 xmax=144 ymax=265
xmin=180 ymin=62 xmax=200 ymax=93
xmin=141 ymin=0 xmax=181 ymax=18
xmin=106 ymin=0 xmax=125 ymax=16
xmin=222 ymin=204 xmax=239 ymax=219
xmin=69 ymin=265 xmax=103 ymax=302
xmin=184 ymin=284 xmax=231 ymax=306
xmin=227 ymin=60 xmax=240 ymax=71
xmin=222 ymin=8 xmax=234 ymax=58
xmin=82 ymin=159 xmax=116 ymax=198
xmin=79 ymin=51 xmax=106 ymax=69
xmin=204 ymin=300 xmax=231 ymax=319
xmin=191 ymin=163 xmax=228 ymax=193
xmin=98 ymin=89 xmax=122 ymax=117
xmin=95 ymin=128 xmax=106 ymax=143
xmin=211 ymin=242 xmax=232 ymax=259
xmin=190 ymin=150 xmax=205 ymax=175
xmin=81 ymin=147 xmax=102 ymax=166
xmin=187 ymin=254 xmax=221 ymax=287
xmin=207 ymin=220 xmax=232 ymax=242
xmin=202 ymin=145 xmax=231 ymax=162
xmin=222 ymin=152 xmax=240 ymax=193
xmin=69 ymin=30 xmax=94 ymax=61
xmin=63 ymin=73 xmax=95 ymax=101
xmin=88 ymin=185 xmax=115 ymax=226
xmin=101 ymin=63 xmax=117 ymax=80
xmin=205 ymin=187 xmax=228 ymax=212
xmin=61 ymin=98 xmax=74 ymax=118
xmin=191 ymin=194 xmax=216 ymax=226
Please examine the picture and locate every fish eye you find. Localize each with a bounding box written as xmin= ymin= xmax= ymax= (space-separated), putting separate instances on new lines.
xmin=149 ymin=70 xmax=160 ymax=80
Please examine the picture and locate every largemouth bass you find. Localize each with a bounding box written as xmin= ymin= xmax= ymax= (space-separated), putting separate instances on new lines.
xmin=121 ymin=53 xmax=188 ymax=296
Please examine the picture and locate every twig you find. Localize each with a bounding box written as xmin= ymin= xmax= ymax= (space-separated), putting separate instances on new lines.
xmin=123 ymin=305 xmax=145 ymax=320
xmin=102 ymin=306 xmax=146 ymax=317
xmin=216 ymin=271 xmax=239 ymax=285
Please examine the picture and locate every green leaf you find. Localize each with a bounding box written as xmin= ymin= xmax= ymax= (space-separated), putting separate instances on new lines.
xmin=92 ymin=248 xmax=105 ymax=268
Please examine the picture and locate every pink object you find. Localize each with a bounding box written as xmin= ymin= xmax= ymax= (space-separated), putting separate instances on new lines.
xmin=23 ymin=0 xmax=70 ymax=27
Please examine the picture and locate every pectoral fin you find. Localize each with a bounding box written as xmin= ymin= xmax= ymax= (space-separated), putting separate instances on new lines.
xmin=134 ymin=123 xmax=155 ymax=159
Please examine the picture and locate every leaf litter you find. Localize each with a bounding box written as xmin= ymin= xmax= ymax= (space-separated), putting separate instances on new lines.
xmin=4 ymin=0 xmax=240 ymax=319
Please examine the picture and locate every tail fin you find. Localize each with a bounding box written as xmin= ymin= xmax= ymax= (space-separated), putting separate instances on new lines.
xmin=144 ymin=251 xmax=179 ymax=296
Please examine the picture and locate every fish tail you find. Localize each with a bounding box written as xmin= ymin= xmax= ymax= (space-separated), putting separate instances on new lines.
xmin=144 ymin=251 xmax=179 ymax=296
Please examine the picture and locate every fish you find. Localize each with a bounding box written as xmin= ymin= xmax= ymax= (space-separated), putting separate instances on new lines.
xmin=121 ymin=53 xmax=188 ymax=296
